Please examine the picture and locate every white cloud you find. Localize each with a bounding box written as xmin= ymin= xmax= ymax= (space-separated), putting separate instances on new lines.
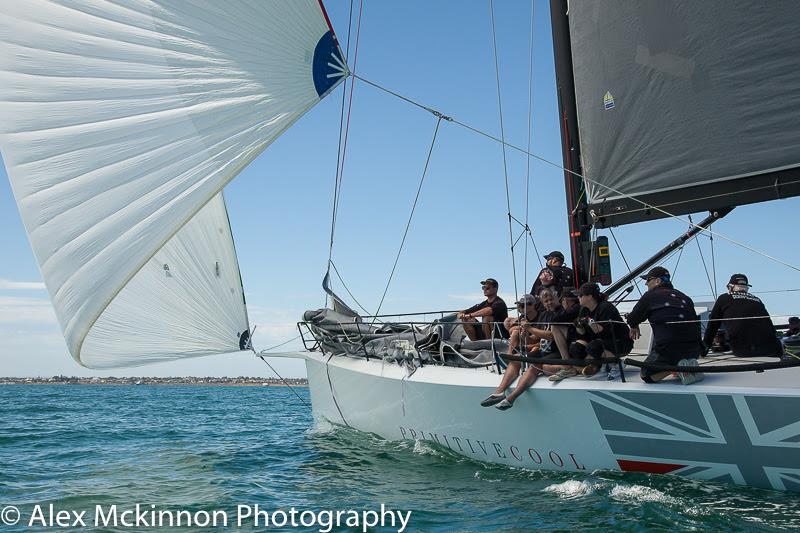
xmin=0 ymin=278 xmax=46 ymax=290
xmin=0 ymin=296 xmax=57 ymax=324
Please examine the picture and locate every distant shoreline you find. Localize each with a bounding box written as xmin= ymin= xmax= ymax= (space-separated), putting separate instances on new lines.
xmin=0 ymin=377 xmax=308 ymax=387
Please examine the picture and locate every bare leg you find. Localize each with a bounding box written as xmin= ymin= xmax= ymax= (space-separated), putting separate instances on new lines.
xmin=493 ymin=361 xmax=521 ymax=395
xmin=552 ymin=325 xmax=569 ymax=359
xmin=506 ymin=365 xmax=542 ymax=403
xmin=462 ymin=319 xmax=480 ymax=341
xmin=481 ymin=316 xmax=493 ymax=339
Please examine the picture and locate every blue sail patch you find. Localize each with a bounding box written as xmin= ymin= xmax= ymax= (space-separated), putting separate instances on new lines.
xmin=313 ymin=31 xmax=348 ymax=97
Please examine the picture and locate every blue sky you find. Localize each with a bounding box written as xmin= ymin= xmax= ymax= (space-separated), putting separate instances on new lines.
xmin=2 ymin=0 xmax=799 ymax=377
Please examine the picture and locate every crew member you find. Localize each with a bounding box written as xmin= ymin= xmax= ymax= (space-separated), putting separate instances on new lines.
xmin=703 ymin=274 xmax=782 ymax=357
xmin=626 ymin=266 xmax=704 ymax=383
xmin=457 ymin=278 xmax=509 ymax=341
xmin=531 ymin=251 xmax=575 ymax=295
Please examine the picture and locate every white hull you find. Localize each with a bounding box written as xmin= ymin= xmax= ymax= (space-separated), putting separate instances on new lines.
xmin=305 ymin=352 xmax=800 ymax=491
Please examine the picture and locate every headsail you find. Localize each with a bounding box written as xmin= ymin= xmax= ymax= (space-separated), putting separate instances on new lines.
xmin=565 ymin=1 xmax=800 ymax=227
xmin=0 ymin=0 xmax=347 ymax=367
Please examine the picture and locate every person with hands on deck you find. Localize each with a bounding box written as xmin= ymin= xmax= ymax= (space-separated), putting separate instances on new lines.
xmin=626 ymin=266 xmax=704 ymax=384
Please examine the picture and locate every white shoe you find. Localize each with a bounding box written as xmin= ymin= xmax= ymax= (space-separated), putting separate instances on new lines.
xmin=677 ymin=358 xmax=704 ymax=385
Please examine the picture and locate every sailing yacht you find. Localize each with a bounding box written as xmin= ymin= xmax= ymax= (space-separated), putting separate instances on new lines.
xmin=2 ymin=1 xmax=800 ymax=492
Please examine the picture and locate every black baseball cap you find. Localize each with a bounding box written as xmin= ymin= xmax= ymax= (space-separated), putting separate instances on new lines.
xmin=544 ymin=251 xmax=565 ymax=261
xmin=789 ymin=317 xmax=800 ymax=325
xmin=515 ymin=293 xmax=537 ymax=306
xmin=728 ymin=273 xmax=751 ymax=287
xmin=480 ymin=278 xmax=498 ymax=288
xmin=561 ymin=288 xmax=579 ymax=300
xmin=640 ymin=266 xmax=670 ymax=281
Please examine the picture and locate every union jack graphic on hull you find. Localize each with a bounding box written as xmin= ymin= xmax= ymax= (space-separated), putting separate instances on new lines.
xmin=588 ymin=391 xmax=800 ymax=491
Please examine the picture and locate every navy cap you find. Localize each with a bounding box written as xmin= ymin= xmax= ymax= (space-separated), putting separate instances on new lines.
xmin=728 ymin=273 xmax=751 ymax=287
xmin=480 ymin=278 xmax=498 ymax=288
xmin=639 ymin=266 xmax=670 ymax=281
xmin=544 ymin=251 xmax=565 ymax=261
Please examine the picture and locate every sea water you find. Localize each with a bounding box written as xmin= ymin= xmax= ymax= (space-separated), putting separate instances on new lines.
xmin=1 ymin=385 xmax=799 ymax=532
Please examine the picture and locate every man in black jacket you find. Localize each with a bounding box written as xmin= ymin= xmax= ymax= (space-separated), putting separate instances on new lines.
xmin=531 ymin=251 xmax=575 ymax=296
xmin=627 ymin=266 xmax=704 ymax=383
xmin=703 ymin=274 xmax=782 ymax=357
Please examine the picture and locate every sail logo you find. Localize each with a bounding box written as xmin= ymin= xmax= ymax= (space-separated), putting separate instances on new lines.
xmin=603 ymin=91 xmax=615 ymax=110
xmin=588 ymin=391 xmax=800 ymax=491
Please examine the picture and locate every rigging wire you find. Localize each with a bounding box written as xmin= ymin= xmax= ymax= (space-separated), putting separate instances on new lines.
xmin=523 ymin=0 xmax=537 ymax=294
xmin=690 ymin=214 xmax=717 ymax=298
xmin=710 ymin=231 xmax=718 ymax=299
xmin=351 ymin=74 xmax=800 ymax=275
xmin=256 ymin=354 xmax=310 ymax=408
xmin=371 ymin=116 xmax=443 ymax=323
xmin=489 ymin=0 xmax=519 ymax=300
xmin=326 ymin=0 xmax=364 ymax=305
xmin=608 ymin=228 xmax=643 ymax=296
xmin=326 ymin=0 xmax=356 ymax=280
xmin=329 ymin=260 xmax=374 ymax=316
xmin=670 ymin=241 xmax=686 ymax=281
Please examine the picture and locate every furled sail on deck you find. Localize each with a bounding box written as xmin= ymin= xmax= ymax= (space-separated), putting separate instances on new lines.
xmin=566 ymin=1 xmax=800 ymax=227
xmin=0 ymin=0 xmax=347 ymax=367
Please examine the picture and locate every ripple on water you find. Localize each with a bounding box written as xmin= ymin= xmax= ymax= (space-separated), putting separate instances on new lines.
xmin=2 ymin=385 xmax=800 ymax=532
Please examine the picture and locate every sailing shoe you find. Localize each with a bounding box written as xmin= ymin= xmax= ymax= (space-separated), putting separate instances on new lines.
xmin=495 ymin=398 xmax=514 ymax=411
xmin=677 ymin=358 xmax=704 ymax=385
xmin=549 ymin=367 xmax=578 ymax=382
xmin=607 ymin=364 xmax=621 ymax=381
xmin=480 ymin=393 xmax=506 ymax=407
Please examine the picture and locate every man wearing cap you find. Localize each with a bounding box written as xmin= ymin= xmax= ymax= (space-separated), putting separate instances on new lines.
xmin=703 ymin=274 xmax=782 ymax=357
xmin=457 ymin=278 xmax=509 ymax=341
xmin=784 ymin=317 xmax=800 ymax=338
xmin=531 ymin=251 xmax=575 ymax=296
xmin=626 ymin=266 xmax=704 ymax=383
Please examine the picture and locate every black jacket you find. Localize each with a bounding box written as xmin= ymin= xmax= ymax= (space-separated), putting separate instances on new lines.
xmin=703 ymin=292 xmax=781 ymax=357
xmin=627 ymin=283 xmax=703 ymax=359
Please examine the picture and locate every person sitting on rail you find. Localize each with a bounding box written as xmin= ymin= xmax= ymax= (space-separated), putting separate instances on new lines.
xmin=782 ymin=317 xmax=800 ymax=357
xmin=549 ymin=282 xmax=632 ymax=382
xmin=784 ymin=317 xmax=800 ymax=338
xmin=626 ymin=266 xmax=704 ymax=384
xmin=532 ymin=267 xmax=559 ymax=299
xmin=480 ymin=293 xmax=543 ymax=410
xmin=457 ymin=278 xmax=509 ymax=341
xmin=531 ymin=251 xmax=574 ymax=296
xmin=549 ymin=288 xmax=581 ymax=360
xmin=703 ymin=274 xmax=783 ymax=357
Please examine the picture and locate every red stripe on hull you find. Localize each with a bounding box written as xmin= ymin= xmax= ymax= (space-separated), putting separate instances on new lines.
xmin=617 ymin=459 xmax=685 ymax=475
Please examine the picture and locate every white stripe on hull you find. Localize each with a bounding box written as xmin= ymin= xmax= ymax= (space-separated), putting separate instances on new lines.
xmin=305 ymin=353 xmax=800 ymax=492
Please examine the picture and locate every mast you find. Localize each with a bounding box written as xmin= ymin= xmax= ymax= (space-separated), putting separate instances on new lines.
xmin=549 ymin=0 xmax=592 ymax=287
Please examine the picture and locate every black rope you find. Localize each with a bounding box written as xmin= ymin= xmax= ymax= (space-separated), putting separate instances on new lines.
xmin=624 ymin=357 xmax=800 ymax=373
xmin=372 ymin=116 xmax=443 ymax=323
xmin=257 ymin=355 xmax=310 ymax=408
xmin=489 ymin=0 xmax=519 ymax=300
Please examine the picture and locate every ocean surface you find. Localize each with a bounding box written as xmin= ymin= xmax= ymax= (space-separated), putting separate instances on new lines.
xmin=1 ymin=385 xmax=799 ymax=532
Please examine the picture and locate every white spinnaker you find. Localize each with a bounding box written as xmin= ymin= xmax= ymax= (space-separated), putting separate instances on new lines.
xmin=81 ymin=192 xmax=249 ymax=369
xmin=0 ymin=1 xmax=346 ymax=367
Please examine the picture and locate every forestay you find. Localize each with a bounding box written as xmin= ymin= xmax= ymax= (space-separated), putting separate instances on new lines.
xmin=0 ymin=0 xmax=347 ymax=367
xmin=567 ymin=0 xmax=800 ymax=226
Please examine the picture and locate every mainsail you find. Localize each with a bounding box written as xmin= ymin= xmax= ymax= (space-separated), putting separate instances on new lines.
xmin=565 ymin=0 xmax=800 ymax=227
xmin=0 ymin=0 xmax=347 ymax=367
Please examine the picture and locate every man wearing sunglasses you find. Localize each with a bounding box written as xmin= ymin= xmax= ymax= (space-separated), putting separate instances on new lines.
xmin=627 ymin=266 xmax=704 ymax=383
xmin=457 ymin=278 xmax=509 ymax=341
